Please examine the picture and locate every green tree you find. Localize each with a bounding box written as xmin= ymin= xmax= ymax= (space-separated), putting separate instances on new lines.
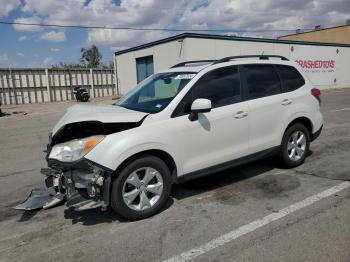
xmin=80 ymin=45 xmax=102 ymax=68
xmin=52 ymin=62 xmax=84 ymax=69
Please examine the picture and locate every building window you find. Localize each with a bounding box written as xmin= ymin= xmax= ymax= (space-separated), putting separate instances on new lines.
xmin=136 ymin=56 xmax=154 ymax=83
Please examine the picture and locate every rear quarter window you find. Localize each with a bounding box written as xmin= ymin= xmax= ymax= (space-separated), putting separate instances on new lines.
xmin=276 ymin=65 xmax=305 ymax=92
xmin=242 ymin=64 xmax=282 ymax=100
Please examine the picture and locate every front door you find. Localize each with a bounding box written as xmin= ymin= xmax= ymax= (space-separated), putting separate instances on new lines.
xmin=171 ymin=66 xmax=250 ymax=175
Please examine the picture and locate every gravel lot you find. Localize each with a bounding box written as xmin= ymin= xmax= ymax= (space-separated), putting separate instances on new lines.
xmin=0 ymin=89 xmax=349 ymax=262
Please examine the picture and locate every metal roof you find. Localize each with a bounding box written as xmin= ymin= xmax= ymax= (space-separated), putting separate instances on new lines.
xmin=115 ymin=32 xmax=350 ymax=56
xmin=278 ymin=24 xmax=350 ymax=38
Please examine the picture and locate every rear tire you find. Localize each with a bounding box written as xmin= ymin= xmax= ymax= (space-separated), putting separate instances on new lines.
xmin=111 ymin=155 xmax=172 ymax=220
xmin=280 ymin=123 xmax=310 ymax=168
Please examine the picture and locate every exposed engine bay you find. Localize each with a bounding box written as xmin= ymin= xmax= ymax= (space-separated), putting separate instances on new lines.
xmin=15 ymin=118 xmax=146 ymax=211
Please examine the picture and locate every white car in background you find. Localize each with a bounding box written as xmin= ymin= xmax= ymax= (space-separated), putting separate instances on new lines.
xmin=17 ymin=55 xmax=323 ymax=220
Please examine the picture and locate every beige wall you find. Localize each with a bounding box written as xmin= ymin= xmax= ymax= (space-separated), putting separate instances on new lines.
xmin=279 ymin=25 xmax=350 ymax=44
xmin=116 ymin=39 xmax=186 ymax=94
xmin=116 ymin=37 xmax=350 ymax=94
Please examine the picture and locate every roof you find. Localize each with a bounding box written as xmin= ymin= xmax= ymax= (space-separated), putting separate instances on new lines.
xmin=162 ymin=65 xmax=209 ymax=73
xmin=160 ymin=55 xmax=295 ymax=73
xmin=115 ymin=32 xmax=350 ymax=56
xmin=278 ymin=24 xmax=350 ymax=38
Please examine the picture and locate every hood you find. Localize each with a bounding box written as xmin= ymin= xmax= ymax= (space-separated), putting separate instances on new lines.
xmin=52 ymin=104 xmax=148 ymax=135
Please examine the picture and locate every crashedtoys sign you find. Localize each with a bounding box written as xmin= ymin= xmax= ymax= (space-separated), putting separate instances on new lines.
xmin=292 ymin=46 xmax=338 ymax=86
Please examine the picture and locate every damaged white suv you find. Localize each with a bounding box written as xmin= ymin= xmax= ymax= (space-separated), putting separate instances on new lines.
xmin=17 ymin=55 xmax=323 ymax=220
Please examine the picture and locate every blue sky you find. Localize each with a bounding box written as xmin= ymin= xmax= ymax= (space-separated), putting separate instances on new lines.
xmin=0 ymin=0 xmax=349 ymax=68
xmin=0 ymin=1 xmax=120 ymax=67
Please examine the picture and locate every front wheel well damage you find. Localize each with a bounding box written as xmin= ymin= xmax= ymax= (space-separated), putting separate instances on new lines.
xmin=113 ymin=150 xmax=178 ymax=184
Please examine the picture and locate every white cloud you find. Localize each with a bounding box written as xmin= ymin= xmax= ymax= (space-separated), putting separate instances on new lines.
xmin=13 ymin=0 xmax=350 ymax=50
xmin=16 ymin=52 xmax=24 ymax=56
xmin=19 ymin=0 xmax=176 ymax=48
xmin=18 ymin=35 xmax=28 ymax=41
xmin=0 ymin=53 xmax=9 ymax=66
xmin=50 ymin=48 xmax=60 ymax=52
xmin=13 ymin=16 xmax=43 ymax=32
xmin=0 ymin=0 xmax=20 ymax=17
xmin=43 ymin=57 xmax=54 ymax=66
xmin=40 ymin=31 xmax=66 ymax=42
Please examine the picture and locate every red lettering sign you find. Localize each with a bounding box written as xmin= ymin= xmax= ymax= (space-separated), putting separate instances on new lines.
xmin=295 ymin=60 xmax=335 ymax=69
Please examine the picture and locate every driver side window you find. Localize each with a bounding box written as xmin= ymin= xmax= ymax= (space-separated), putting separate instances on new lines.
xmin=172 ymin=66 xmax=241 ymax=117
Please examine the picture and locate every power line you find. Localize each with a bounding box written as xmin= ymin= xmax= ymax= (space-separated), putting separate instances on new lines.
xmin=0 ymin=21 xmax=313 ymax=32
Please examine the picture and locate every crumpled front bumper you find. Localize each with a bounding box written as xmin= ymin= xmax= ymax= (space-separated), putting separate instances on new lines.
xmin=62 ymin=163 xmax=112 ymax=211
xmin=14 ymin=159 xmax=112 ymax=211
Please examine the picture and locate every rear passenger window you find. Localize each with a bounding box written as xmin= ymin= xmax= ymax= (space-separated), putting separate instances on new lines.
xmin=192 ymin=66 xmax=241 ymax=108
xmin=243 ymin=65 xmax=281 ymax=99
xmin=276 ymin=65 xmax=305 ymax=92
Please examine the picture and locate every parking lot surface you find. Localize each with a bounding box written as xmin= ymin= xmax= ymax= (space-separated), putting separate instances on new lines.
xmin=0 ymin=89 xmax=349 ymax=262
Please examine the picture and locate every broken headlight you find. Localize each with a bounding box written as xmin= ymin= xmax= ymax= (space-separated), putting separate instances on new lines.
xmin=49 ymin=135 xmax=104 ymax=162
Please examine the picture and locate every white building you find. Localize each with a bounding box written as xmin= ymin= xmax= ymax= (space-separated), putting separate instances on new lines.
xmin=115 ymin=33 xmax=350 ymax=95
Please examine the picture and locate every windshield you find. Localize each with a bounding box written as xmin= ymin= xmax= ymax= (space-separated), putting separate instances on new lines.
xmin=117 ymin=72 xmax=196 ymax=113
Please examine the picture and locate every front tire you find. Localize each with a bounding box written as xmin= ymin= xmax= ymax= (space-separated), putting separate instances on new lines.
xmin=111 ymin=155 xmax=172 ymax=220
xmin=280 ymin=123 xmax=310 ymax=168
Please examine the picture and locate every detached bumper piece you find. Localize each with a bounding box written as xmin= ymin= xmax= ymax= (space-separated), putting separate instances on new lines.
xmin=14 ymin=187 xmax=64 ymax=211
xmin=14 ymin=160 xmax=112 ymax=212
xmin=14 ymin=169 xmax=65 ymax=211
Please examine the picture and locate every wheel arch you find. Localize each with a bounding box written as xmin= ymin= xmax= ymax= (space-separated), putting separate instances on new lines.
xmin=113 ymin=149 xmax=178 ymax=184
xmin=282 ymin=116 xmax=313 ymax=143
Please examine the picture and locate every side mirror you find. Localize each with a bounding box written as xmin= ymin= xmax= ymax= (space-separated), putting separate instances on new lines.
xmin=189 ymin=98 xmax=212 ymax=121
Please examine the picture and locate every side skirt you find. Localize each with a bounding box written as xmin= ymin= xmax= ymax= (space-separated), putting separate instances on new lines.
xmin=176 ymin=146 xmax=280 ymax=183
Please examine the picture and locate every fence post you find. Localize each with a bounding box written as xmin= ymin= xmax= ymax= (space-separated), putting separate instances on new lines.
xmin=45 ymin=69 xmax=51 ymax=102
xmin=10 ymin=69 xmax=18 ymax=104
xmin=90 ymin=68 xmax=95 ymax=98
xmin=113 ymin=54 xmax=119 ymax=96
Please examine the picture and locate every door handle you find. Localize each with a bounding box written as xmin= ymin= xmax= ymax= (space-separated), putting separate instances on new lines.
xmin=234 ymin=111 xmax=248 ymax=119
xmin=281 ymin=99 xmax=292 ymax=106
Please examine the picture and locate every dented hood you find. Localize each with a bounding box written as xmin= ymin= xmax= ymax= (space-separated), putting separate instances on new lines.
xmin=52 ymin=104 xmax=148 ymax=135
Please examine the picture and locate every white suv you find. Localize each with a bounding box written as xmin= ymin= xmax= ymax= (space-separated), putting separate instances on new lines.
xmin=33 ymin=55 xmax=324 ymax=219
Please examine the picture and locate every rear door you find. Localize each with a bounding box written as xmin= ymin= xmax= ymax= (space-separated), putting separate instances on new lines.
xmin=241 ymin=64 xmax=295 ymax=153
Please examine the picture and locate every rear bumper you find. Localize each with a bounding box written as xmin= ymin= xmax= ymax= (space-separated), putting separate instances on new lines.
xmin=311 ymin=124 xmax=323 ymax=141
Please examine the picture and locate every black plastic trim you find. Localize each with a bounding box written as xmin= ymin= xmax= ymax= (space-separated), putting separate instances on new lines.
xmin=177 ymin=146 xmax=280 ymax=183
xmin=212 ymin=55 xmax=288 ymax=65
xmin=171 ymin=60 xmax=216 ymax=68
xmin=115 ymin=33 xmax=350 ymax=56
xmin=311 ymin=125 xmax=323 ymax=141
xmin=48 ymin=157 xmax=113 ymax=173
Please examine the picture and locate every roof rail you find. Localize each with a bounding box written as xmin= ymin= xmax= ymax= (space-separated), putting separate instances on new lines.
xmin=171 ymin=60 xmax=216 ymax=68
xmin=213 ymin=55 xmax=289 ymax=64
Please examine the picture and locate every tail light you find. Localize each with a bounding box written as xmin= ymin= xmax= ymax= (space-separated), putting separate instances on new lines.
xmin=311 ymin=88 xmax=321 ymax=104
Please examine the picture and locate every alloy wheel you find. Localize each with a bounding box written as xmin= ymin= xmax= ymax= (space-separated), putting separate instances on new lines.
xmin=287 ymin=130 xmax=307 ymax=161
xmin=122 ymin=167 xmax=164 ymax=211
